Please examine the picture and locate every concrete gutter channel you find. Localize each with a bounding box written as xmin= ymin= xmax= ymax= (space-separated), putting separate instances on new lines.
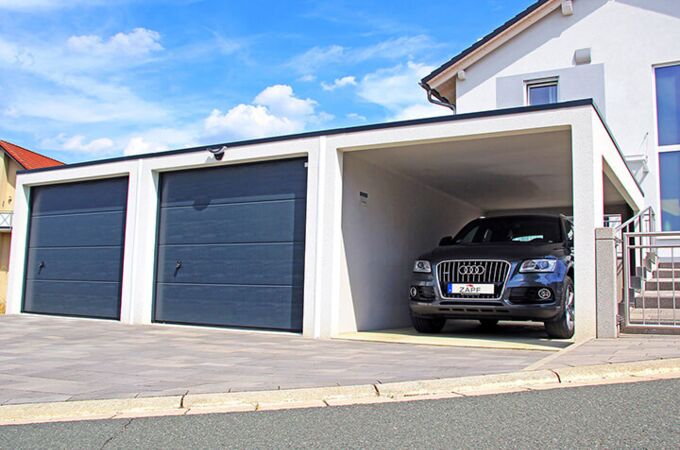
xmin=1 ymin=358 xmax=679 ymax=425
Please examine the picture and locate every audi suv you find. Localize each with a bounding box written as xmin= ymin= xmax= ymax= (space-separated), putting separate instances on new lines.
xmin=409 ymin=215 xmax=575 ymax=339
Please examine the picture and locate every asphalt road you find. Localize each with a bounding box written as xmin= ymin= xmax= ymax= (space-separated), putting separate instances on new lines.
xmin=1 ymin=379 xmax=678 ymax=449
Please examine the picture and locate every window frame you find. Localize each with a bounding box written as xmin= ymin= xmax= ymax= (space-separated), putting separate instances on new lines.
xmin=525 ymin=77 xmax=559 ymax=106
xmin=653 ymin=61 xmax=680 ymax=152
xmin=653 ymin=62 xmax=680 ymax=231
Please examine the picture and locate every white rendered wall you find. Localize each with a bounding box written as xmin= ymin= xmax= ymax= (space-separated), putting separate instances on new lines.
xmin=455 ymin=0 xmax=680 ymax=217
xmin=337 ymin=153 xmax=481 ymax=333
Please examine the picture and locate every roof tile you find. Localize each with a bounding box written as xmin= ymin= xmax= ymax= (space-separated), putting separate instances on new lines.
xmin=0 ymin=140 xmax=63 ymax=170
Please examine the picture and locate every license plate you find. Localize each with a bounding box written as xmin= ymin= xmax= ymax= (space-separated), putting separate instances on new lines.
xmin=448 ymin=283 xmax=495 ymax=295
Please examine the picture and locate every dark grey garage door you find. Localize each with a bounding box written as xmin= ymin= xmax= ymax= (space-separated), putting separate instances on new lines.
xmin=154 ymin=157 xmax=307 ymax=332
xmin=23 ymin=177 xmax=129 ymax=320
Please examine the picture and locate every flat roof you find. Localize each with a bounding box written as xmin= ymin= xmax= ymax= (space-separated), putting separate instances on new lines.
xmin=20 ymin=99 xmax=596 ymax=176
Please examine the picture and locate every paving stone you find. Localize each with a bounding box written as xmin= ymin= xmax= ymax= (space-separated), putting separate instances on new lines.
xmin=1 ymin=315 xmax=677 ymax=406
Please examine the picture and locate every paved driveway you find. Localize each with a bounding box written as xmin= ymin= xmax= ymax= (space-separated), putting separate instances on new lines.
xmin=0 ymin=315 xmax=545 ymax=405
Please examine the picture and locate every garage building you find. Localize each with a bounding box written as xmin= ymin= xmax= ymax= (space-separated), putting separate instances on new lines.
xmin=5 ymin=100 xmax=644 ymax=340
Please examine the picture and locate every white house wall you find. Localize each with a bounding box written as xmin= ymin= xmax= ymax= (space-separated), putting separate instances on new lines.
xmin=455 ymin=0 xmax=680 ymax=216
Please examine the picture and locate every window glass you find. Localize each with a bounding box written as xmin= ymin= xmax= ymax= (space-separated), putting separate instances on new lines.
xmin=565 ymin=220 xmax=574 ymax=244
xmin=659 ymin=151 xmax=680 ymax=231
xmin=528 ymin=83 xmax=558 ymax=105
xmin=453 ymin=217 xmax=562 ymax=244
xmin=656 ymin=64 xmax=680 ymax=146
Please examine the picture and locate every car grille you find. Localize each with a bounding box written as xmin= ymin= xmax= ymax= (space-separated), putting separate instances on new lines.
xmin=437 ymin=260 xmax=511 ymax=300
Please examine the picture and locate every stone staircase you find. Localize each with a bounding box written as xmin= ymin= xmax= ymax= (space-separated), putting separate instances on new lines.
xmin=629 ymin=262 xmax=680 ymax=326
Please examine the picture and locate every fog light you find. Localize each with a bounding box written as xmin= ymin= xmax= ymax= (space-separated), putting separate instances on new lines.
xmin=538 ymin=288 xmax=552 ymax=300
xmin=409 ymin=287 xmax=418 ymax=298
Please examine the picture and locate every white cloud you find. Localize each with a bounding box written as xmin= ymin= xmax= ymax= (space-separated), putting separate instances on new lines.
xmin=122 ymin=126 xmax=199 ymax=156
xmin=41 ymin=133 xmax=115 ymax=155
xmin=0 ymin=0 xmax=104 ymax=11
xmin=62 ymin=135 xmax=114 ymax=154
xmin=67 ymin=28 xmax=163 ymax=57
xmin=346 ymin=112 xmax=367 ymax=122
xmin=123 ymin=136 xmax=168 ymax=156
xmin=321 ymin=76 xmax=357 ymax=91
xmin=205 ymin=105 xmax=301 ymax=140
xmin=289 ymin=35 xmax=436 ymax=75
xmin=204 ymin=85 xmax=329 ymax=140
xmin=298 ymin=74 xmax=316 ymax=82
xmin=0 ymin=32 xmax=168 ymax=126
xmin=254 ymin=85 xmax=316 ymax=117
xmin=357 ymin=61 xmax=448 ymax=121
xmin=390 ymin=104 xmax=444 ymax=121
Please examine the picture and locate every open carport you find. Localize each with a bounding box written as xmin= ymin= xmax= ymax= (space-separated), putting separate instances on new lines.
xmin=322 ymin=101 xmax=644 ymax=342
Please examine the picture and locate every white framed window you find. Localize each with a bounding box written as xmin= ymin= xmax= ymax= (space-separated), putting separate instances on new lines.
xmin=526 ymin=78 xmax=558 ymax=106
xmin=655 ymin=63 xmax=680 ymax=149
xmin=655 ymin=62 xmax=680 ymax=230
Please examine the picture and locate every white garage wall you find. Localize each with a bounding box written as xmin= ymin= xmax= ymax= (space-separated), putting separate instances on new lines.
xmin=338 ymin=153 xmax=482 ymax=333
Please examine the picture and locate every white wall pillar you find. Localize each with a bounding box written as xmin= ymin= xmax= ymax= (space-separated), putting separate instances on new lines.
xmin=5 ymin=183 xmax=30 ymax=315
xmin=571 ymin=113 xmax=603 ymax=341
xmin=123 ymin=161 xmax=159 ymax=324
xmin=311 ymin=137 xmax=344 ymax=338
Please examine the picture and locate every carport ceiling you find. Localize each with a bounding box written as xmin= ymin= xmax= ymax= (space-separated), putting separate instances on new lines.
xmin=351 ymin=130 xmax=620 ymax=212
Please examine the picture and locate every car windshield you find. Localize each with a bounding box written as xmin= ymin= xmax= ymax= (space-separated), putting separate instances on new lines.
xmin=451 ymin=217 xmax=562 ymax=245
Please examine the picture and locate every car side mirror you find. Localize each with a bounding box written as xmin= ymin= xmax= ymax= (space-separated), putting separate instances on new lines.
xmin=439 ymin=236 xmax=454 ymax=246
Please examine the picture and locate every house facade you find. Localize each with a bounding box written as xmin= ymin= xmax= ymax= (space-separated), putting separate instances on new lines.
xmin=0 ymin=141 xmax=62 ymax=313
xmin=421 ymin=0 xmax=680 ymax=231
xmin=4 ymin=0 xmax=677 ymax=340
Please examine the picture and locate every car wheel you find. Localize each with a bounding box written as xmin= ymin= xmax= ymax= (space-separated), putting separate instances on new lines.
xmin=544 ymin=276 xmax=575 ymax=339
xmin=411 ymin=315 xmax=446 ymax=334
xmin=479 ymin=319 xmax=499 ymax=329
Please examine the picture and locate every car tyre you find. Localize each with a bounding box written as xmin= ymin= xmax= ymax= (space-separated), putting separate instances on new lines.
xmin=545 ymin=276 xmax=575 ymax=339
xmin=411 ymin=315 xmax=446 ymax=333
xmin=479 ymin=319 xmax=499 ymax=329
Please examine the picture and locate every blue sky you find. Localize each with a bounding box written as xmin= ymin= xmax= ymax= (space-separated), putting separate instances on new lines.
xmin=0 ymin=0 xmax=535 ymax=163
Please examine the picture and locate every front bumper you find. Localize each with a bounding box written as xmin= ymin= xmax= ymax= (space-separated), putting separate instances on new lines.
xmin=409 ymin=267 xmax=567 ymax=322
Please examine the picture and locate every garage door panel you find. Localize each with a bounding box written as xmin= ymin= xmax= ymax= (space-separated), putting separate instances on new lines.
xmin=156 ymin=243 xmax=305 ymax=286
xmin=154 ymin=158 xmax=307 ymax=332
xmin=157 ymin=199 xmax=306 ymax=245
xmin=154 ymin=285 xmax=303 ymax=331
xmin=23 ymin=177 xmax=128 ymax=320
xmin=160 ymin=158 xmax=307 ymax=208
xmin=26 ymin=247 xmax=123 ymax=282
xmin=31 ymin=178 xmax=129 ymax=216
xmin=24 ymin=280 xmax=121 ymax=319
xmin=28 ymin=211 xmax=126 ymax=248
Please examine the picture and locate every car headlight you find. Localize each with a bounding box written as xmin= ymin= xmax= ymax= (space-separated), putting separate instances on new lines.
xmin=520 ymin=259 xmax=557 ymax=273
xmin=413 ymin=260 xmax=432 ymax=273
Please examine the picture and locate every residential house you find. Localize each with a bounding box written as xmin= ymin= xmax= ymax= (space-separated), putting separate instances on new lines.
xmin=0 ymin=141 xmax=62 ymax=313
xmin=420 ymin=0 xmax=680 ymax=229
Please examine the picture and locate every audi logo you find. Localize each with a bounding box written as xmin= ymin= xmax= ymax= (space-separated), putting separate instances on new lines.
xmin=458 ymin=265 xmax=486 ymax=276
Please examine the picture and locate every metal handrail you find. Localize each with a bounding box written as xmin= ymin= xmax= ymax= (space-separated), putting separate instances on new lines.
xmin=616 ymin=206 xmax=655 ymax=233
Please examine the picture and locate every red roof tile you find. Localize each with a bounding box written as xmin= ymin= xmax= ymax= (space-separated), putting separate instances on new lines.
xmin=0 ymin=140 xmax=63 ymax=170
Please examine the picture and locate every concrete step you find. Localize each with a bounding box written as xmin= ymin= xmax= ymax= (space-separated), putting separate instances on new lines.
xmin=653 ymin=269 xmax=680 ymax=278
xmin=632 ymin=295 xmax=680 ymax=308
xmin=644 ymin=279 xmax=680 ymax=290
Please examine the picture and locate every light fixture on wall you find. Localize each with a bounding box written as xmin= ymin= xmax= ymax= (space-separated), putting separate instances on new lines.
xmin=208 ymin=146 xmax=228 ymax=161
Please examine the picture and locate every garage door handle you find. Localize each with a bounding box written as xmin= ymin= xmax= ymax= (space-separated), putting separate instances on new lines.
xmin=174 ymin=260 xmax=183 ymax=276
xmin=38 ymin=261 xmax=45 ymax=273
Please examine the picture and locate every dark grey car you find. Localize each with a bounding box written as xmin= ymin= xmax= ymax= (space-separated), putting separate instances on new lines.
xmin=409 ymin=215 xmax=575 ymax=339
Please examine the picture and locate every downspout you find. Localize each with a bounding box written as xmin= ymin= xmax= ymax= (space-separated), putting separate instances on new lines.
xmin=419 ymin=82 xmax=456 ymax=114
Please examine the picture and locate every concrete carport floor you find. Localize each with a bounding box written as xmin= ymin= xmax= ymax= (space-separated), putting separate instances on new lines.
xmin=336 ymin=127 xmax=635 ymax=347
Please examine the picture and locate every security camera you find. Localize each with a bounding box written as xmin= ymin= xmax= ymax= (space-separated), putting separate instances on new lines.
xmin=208 ymin=146 xmax=227 ymax=161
